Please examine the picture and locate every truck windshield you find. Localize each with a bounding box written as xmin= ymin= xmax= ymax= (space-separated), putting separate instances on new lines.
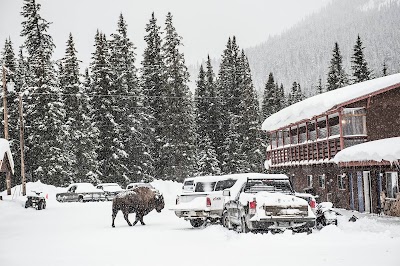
xmin=244 ymin=179 xmax=293 ymax=193
xmin=195 ymin=182 xmax=216 ymax=192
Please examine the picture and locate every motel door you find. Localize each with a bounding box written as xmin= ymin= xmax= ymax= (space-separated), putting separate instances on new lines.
xmin=357 ymin=172 xmax=364 ymax=212
xmin=363 ymin=171 xmax=373 ymax=213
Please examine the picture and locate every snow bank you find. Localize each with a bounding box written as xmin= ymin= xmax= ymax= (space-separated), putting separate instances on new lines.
xmin=262 ymin=73 xmax=400 ymax=131
xmin=333 ymin=137 xmax=400 ymax=163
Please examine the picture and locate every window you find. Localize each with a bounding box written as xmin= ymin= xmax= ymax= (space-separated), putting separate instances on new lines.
xmin=214 ymin=179 xmax=237 ymax=191
xmin=342 ymin=108 xmax=367 ymax=136
xmin=307 ymin=175 xmax=313 ymax=187
xmin=337 ymin=175 xmax=346 ymax=190
xmin=195 ymin=182 xmax=216 ymax=192
xmin=319 ymin=175 xmax=325 ymax=189
xmin=386 ymin=172 xmax=399 ymax=198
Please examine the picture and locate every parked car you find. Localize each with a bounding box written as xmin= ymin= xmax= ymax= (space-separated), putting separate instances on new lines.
xmin=222 ymin=174 xmax=316 ymax=233
xmin=182 ymin=177 xmax=195 ymax=193
xmin=56 ymin=183 xmax=106 ymax=202
xmin=126 ymin=182 xmax=161 ymax=195
xmin=170 ymin=174 xmax=243 ymax=227
xmin=96 ymin=183 xmax=123 ymax=200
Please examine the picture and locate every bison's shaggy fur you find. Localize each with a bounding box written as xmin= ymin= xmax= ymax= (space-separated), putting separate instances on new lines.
xmin=112 ymin=187 xmax=165 ymax=227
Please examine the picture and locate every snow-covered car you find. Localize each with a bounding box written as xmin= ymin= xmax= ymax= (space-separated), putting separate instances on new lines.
xmin=170 ymin=174 xmax=245 ymax=227
xmin=222 ymin=174 xmax=316 ymax=233
xmin=126 ymin=182 xmax=161 ymax=195
xmin=56 ymin=183 xmax=106 ymax=202
xmin=96 ymin=183 xmax=123 ymax=200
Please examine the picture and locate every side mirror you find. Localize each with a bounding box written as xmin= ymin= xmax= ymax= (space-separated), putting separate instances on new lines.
xmin=223 ymin=190 xmax=230 ymax=197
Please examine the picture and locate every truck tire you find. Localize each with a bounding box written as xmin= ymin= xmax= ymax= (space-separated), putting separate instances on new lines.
xmin=190 ymin=219 xmax=205 ymax=228
xmin=222 ymin=211 xmax=232 ymax=230
xmin=78 ymin=196 xmax=84 ymax=203
xmin=239 ymin=217 xmax=250 ymax=233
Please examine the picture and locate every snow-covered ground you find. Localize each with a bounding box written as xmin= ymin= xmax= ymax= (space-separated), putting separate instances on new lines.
xmin=1 ymin=181 xmax=400 ymax=266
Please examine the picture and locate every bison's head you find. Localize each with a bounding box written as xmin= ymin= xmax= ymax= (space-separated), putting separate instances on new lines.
xmin=154 ymin=194 xmax=165 ymax=213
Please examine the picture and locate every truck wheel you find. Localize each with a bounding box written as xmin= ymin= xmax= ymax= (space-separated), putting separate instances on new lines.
xmin=37 ymin=201 xmax=43 ymax=210
xmin=190 ymin=219 xmax=205 ymax=228
xmin=222 ymin=211 xmax=232 ymax=230
xmin=42 ymin=201 xmax=46 ymax=209
xmin=25 ymin=200 xmax=31 ymax=208
xmin=78 ymin=196 xmax=84 ymax=203
xmin=239 ymin=217 xmax=250 ymax=233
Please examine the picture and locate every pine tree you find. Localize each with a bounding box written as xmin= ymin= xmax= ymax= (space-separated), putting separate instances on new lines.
xmin=90 ymin=31 xmax=124 ymax=184
xmin=204 ymin=55 xmax=221 ymax=162
xmin=237 ymin=50 xmax=261 ymax=172
xmin=159 ymin=12 xmax=195 ymax=182
xmin=326 ymin=42 xmax=348 ymax=91
xmin=317 ymin=78 xmax=324 ymax=94
xmin=195 ymin=134 xmax=221 ymax=176
xmin=287 ymin=81 xmax=304 ymax=105
xmin=20 ymin=0 xmax=68 ymax=185
xmin=194 ymin=64 xmax=221 ymax=176
xmin=351 ymin=35 xmax=372 ymax=83
xmin=109 ymin=14 xmax=154 ymax=183
xmin=141 ymin=13 xmax=166 ymax=181
xmin=262 ymin=72 xmax=276 ymax=119
xmin=1 ymin=38 xmax=20 ymax=183
xmin=59 ymin=34 xmax=99 ymax=185
xmin=382 ymin=60 xmax=388 ymax=76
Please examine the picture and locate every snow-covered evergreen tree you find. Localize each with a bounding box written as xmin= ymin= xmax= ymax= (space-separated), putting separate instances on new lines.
xmin=237 ymin=50 xmax=262 ymax=172
xmin=317 ymin=78 xmax=324 ymax=94
xmin=90 ymin=31 xmax=126 ymax=184
xmin=59 ymin=34 xmax=99 ymax=185
xmin=141 ymin=13 xmax=166 ymax=181
xmin=109 ymin=14 xmax=154 ymax=183
xmin=159 ymin=12 xmax=195 ymax=182
xmin=287 ymin=81 xmax=304 ymax=105
xmin=1 ymin=38 xmax=20 ymax=182
xmin=204 ymin=55 xmax=221 ymax=160
xmin=194 ymin=64 xmax=221 ymax=176
xmin=20 ymin=0 xmax=68 ymax=185
xmin=326 ymin=42 xmax=348 ymax=91
xmin=351 ymin=35 xmax=372 ymax=83
xmin=262 ymin=72 xmax=277 ymax=119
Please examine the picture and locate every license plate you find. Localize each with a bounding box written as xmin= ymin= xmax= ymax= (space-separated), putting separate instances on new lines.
xmin=278 ymin=222 xmax=290 ymax=227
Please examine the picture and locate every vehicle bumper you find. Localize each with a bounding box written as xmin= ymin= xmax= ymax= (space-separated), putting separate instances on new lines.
xmin=249 ymin=217 xmax=315 ymax=231
xmin=174 ymin=210 xmax=221 ymax=220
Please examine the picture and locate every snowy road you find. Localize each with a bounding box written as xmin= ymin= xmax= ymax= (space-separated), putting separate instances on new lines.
xmin=1 ymin=181 xmax=400 ymax=266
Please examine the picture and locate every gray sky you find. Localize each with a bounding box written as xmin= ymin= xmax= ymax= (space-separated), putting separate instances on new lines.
xmin=0 ymin=0 xmax=330 ymax=68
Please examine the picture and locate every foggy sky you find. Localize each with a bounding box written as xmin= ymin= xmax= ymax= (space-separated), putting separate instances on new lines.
xmin=0 ymin=0 xmax=330 ymax=68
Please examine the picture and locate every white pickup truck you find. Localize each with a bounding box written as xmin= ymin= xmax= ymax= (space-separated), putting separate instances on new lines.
xmin=222 ymin=174 xmax=316 ymax=233
xmin=171 ymin=174 xmax=242 ymax=227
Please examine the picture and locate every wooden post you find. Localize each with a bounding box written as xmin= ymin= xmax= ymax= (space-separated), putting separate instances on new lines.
xmin=19 ymin=94 xmax=26 ymax=196
xmin=2 ymin=65 xmax=11 ymax=195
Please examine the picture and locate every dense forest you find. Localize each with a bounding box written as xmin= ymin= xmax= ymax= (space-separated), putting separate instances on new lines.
xmin=0 ymin=0 xmax=395 ymax=190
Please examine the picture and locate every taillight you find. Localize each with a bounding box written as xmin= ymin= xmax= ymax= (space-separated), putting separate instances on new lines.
xmin=249 ymin=199 xmax=257 ymax=214
xmin=310 ymin=200 xmax=316 ymax=209
xmin=206 ymin=197 xmax=211 ymax=207
xmin=249 ymin=200 xmax=257 ymax=209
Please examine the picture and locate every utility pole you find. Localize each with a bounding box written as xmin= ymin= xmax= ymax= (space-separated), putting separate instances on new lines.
xmin=2 ymin=65 xmax=11 ymax=195
xmin=19 ymin=94 xmax=26 ymax=196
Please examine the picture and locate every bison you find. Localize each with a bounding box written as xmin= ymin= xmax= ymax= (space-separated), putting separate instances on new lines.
xmin=111 ymin=187 xmax=165 ymax=227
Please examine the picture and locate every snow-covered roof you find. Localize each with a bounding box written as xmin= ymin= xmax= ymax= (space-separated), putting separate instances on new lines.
xmin=333 ymin=137 xmax=400 ymax=164
xmin=0 ymin=138 xmax=14 ymax=174
xmin=262 ymin=73 xmax=400 ymax=131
